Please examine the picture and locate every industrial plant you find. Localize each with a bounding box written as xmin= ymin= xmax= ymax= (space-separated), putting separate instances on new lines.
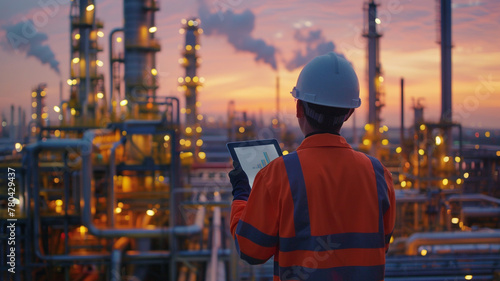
xmin=0 ymin=0 xmax=499 ymax=280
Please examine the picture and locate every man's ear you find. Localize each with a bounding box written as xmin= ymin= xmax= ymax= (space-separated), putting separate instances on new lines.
xmin=344 ymin=108 xmax=355 ymax=122
xmin=296 ymin=100 xmax=305 ymax=118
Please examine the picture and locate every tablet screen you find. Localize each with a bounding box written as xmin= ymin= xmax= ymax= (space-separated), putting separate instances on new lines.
xmin=227 ymin=140 xmax=282 ymax=187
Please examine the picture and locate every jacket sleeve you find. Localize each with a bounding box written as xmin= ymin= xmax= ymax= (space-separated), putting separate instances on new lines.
xmin=230 ymin=164 xmax=280 ymax=264
xmin=383 ymin=168 xmax=396 ymax=252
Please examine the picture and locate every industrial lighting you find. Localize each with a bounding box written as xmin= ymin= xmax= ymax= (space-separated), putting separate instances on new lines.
xmin=420 ymin=124 xmax=426 ymax=131
xmin=32 ymin=102 xmax=37 ymax=108
xmin=164 ymin=135 xmax=170 ymax=141
xmin=86 ymin=4 xmax=94 ymax=11
xmin=178 ymin=77 xmax=184 ymax=83
xmin=116 ymin=37 xmax=122 ymax=43
xmin=363 ymin=139 xmax=371 ymax=146
xmin=15 ymin=143 xmax=22 ymax=152
xmin=188 ymin=20 xmax=194 ymax=26
xmin=32 ymin=91 xmax=37 ymax=97
xmin=2 ymin=121 xmax=7 ymax=127
xmin=451 ymin=217 xmax=459 ymax=224
xmin=185 ymin=140 xmax=192 ymax=147
xmin=485 ymin=131 xmax=490 ymax=137
xmin=120 ymin=99 xmax=128 ymax=106
xmin=179 ymin=28 xmax=185 ymax=34
xmin=74 ymin=33 xmax=80 ymax=40
xmin=54 ymin=130 xmax=60 ymax=137
xmin=443 ymin=156 xmax=450 ymax=163
xmin=97 ymin=31 xmax=104 ymax=37
xmin=496 ymin=151 xmax=500 ymax=157
xmin=400 ymin=181 xmax=407 ymax=188
xmin=58 ymin=115 xmax=63 ymax=121
xmin=420 ymin=249 xmax=427 ymax=256
xmin=197 ymin=114 xmax=203 ymax=121
xmin=239 ymin=127 xmax=245 ymax=133
xmin=378 ymin=76 xmax=384 ymax=82
xmin=72 ymin=79 xmax=78 ymax=85
xmin=149 ymin=26 xmax=157 ymax=33
xmin=185 ymin=45 xmax=192 ymax=51
xmin=442 ymin=178 xmax=449 ymax=186
xmin=32 ymin=113 xmax=37 ymax=120
xmin=199 ymin=77 xmax=205 ymax=83
xmin=41 ymin=91 xmax=46 ymax=97
xmin=96 ymin=60 xmax=103 ymax=67
xmin=464 ymin=172 xmax=470 ymax=179
xmin=70 ymin=108 xmax=76 ymax=115
xmin=192 ymin=76 xmax=199 ymax=82
xmin=465 ymin=275 xmax=473 ymax=280
xmin=375 ymin=18 xmax=381 ymax=24
xmin=456 ymin=178 xmax=462 ymax=185
xmin=283 ymin=150 xmax=289 ymax=155
xmin=55 ymin=200 xmax=63 ymax=207
xmin=196 ymin=139 xmax=203 ymax=146
xmin=418 ymin=149 xmax=425 ymax=155
xmin=72 ymin=57 xmax=80 ymax=64
xmin=381 ymin=139 xmax=389 ymax=146
xmin=181 ymin=18 xmax=187 ymax=24
xmin=115 ymin=207 xmax=122 ymax=214
xmin=67 ymin=79 xmax=73 ymax=85
xmin=195 ymin=44 xmax=201 ymax=50
xmin=435 ymin=136 xmax=442 ymax=145
xmin=151 ymin=68 xmax=158 ymax=76
xmin=185 ymin=127 xmax=192 ymax=134
xmin=196 ymin=127 xmax=202 ymax=133
xmin=96 ymin=92 xmax=104 ymax=99
xmin=196 ymin=101 xmax=201 ymax=107
xmin=54 ymin=177 xmax=60 ymax=183
xmin=179 ymin=139 xmax=186 ymax=146
xmin=455 ymin=156 xmax=461 ymax=162
xmin=185 ymin=77 xmax=191 ymax=82
xmin=396 ymin=147 xmax=402 ymax=154
xmin=198 ymin=152 xmax=206 ymax=160
xmin=54 ymin=106 xmax=60 ymax=112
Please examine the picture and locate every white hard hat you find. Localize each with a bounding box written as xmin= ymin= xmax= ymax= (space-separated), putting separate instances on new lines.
xmin=291 ymin=52 xmax=361 ymax=108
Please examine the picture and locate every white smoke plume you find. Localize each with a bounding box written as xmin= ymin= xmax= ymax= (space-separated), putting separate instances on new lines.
xmin=1 ymin=20 xmax=60 ymax=74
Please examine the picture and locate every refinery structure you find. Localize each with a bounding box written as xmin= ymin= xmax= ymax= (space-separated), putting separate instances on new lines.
xmin=1 ymin=0 xmax=499 ymax=280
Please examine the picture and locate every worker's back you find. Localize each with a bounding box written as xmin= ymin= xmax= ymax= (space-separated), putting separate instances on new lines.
xmin=230 ymin=134 xmax=396 ymax=281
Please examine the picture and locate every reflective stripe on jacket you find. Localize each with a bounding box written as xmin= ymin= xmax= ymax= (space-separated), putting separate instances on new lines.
xmin=230 ymin=134 xmax=396 ymax=281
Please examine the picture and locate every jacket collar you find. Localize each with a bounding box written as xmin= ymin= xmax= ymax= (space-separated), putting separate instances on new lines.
xmin=297 ymin=133 xmax=352 ymax=150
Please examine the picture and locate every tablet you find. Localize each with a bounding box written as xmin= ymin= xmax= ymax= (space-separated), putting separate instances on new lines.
xmin=227 ymin=139 xmax=283 ymax=187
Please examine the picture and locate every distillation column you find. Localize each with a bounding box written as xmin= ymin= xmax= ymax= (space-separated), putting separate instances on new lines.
xmin=179 ymin=18 xmax=205 ymax=162
xmin=363 ymin=0 xmax=384 ymax=156
xmin=30 ymin=84 xmax=47 ymax=137
xmin=69 ymin=0 xmax=105 ymax=125
xmin=123 ymin=0 xmax=160 ymax=119
xmin=439 ymin=0 xmax=453 ymax=152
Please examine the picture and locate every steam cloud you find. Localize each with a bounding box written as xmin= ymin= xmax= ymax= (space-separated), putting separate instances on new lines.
xmin=285 ymin=29 xmax=343 ymax=71
xmin=198 ymin=4 xmax=277 ymax=70
xmin=1 ymin=20 xmax=60 ymax=74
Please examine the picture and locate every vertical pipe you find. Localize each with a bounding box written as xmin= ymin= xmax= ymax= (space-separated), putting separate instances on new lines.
xmin=400 ymin=78 xmax=405 ymax=146
xmin=440 ymin=0 xmax=453 ymax=155
xmin=10 ymin=104 xmax=14 ymax=140
xmin=276 ymin=75 xmax=280 ymax=124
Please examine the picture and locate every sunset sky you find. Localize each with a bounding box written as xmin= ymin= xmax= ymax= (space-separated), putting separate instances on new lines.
xmin=1 ymin=0 xmax=499 ymax=129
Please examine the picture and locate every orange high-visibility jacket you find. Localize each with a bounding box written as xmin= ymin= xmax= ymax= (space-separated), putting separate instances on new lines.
xmin=230 ymin=134 xmax=396 ymax=281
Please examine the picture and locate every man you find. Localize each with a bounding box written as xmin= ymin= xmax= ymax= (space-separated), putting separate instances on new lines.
xmin=229 ymin=52 xmax=396 ymax=280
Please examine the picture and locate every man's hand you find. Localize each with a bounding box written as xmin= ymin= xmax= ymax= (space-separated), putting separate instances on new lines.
xmin=229 ymin=161 xmax=251 ymax=201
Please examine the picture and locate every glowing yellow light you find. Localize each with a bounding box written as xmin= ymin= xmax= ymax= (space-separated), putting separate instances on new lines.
xmin=97 ymin=92 xmax=104 ymax=99
xmin=442 ymin=178 xmax=449 ymax=185
xmin=41 ymin=90 xmax=46 ymax=97
xmin=455 ymin=156 xmax=461 ymax=162
xmin=375 ymin=18 xmax=381 ymax=24
xmin=54 ymin=106 xmax=60 ymax=112
xmin=485 ymin=131 xmax=490 ymax=138
xmin=281 ymin=150 xmax=289 ymax=156
xmin=465 ymin=274 xmax=473 ymax=280
xmin=198 ymin=152 xmax=206 ymax=160
xmin=435 ymin=136 xmax=442 ymax=145
xmin=74 ymin=33 xmax=80 ymax=40
xmin=148 ymin=26 xmax=157 ymax=33
xmin=196 ymin=101 xmax=202 ymax=107
xmin=115 ymin=207 xmax=122 ymax=214
xmin=15 ymin=143 xmax=22 ymax=152
xmin=456 ymin=178 xmax=462 ymax=185
xmin=443 ymin=156 xmax=450 ymax=163
xmin=464 ymin=172 xmax=469 ymax=179
xmin=54 ymin=177 xmax=60 ymax=183
xmin=97 ymin=31 xmax=104 ymax=37
xmin=197 ymin=114 xmax=203 ymax=121
xmin=72 ymin=57 xmax=80 ymax=64
xmin=41 ymin=113 xmax=48 ymax=119
xmin=96 ymin=60 xmax=103 ymax=67
xmin=418 ymin=149 xmax=425 ymax=155
xmin=179 ymin=28 xmax=185 ymax=34
xmin=178 ymin=77 xmax=184 ymax=83
xmin=496 ymin=151 xmax=500 ymax=157
xmin=188 ymin=20 xmax=194 ymax=26
xmin=195 ymin=44 xmax=200 ymax=50
xmin=32 ymin=91 xmax=37 ymax=97
xmin=390 ymin=236 xmax=394 ymax=243
xmin=54 ymin=130 xmax=60 ymax=137
xmin=79 ymin=226 xmax=87 ymax=234
xmin=185 ymin=127 xmax=192 ymax=134
xmin=239 ymin=127 xmax=245 ymax=133
xmin=186 ymin=45 xmax=192 ymax=51
xmin=381 ymin=139 xmax=389 ymax=146
xmin=420 ymin=249 xmax=427 ymax=256
xmin=364 ymin=124 xmax=371 ymax=131
xmin=383 ymin=125 xmax=388 ymax=132
xmin=122 ymin=131 xmax=127 ymax=136
xmin=420 ymin=124 xmax=426 ymax=131
xmin=32 ymin=113 xmax=37 ymax=119
xmin=198 ymin=28 xmax=204 ymax=34
xmin=193 ymin=76 xmax=199 ymax=82
xmin=451 ymin=217 xmax=459 ymax=224
xmin=116 ymin=37 xmax=122 ymax=43
xmin=379 ymin=127 xmax=384 ymax=134
xmin=158 ymin=176 xmax=164 ymax=182
xmin=475 ymin=144 xmax=480 ymax=149
xmin=196 ymin=127 xmax=202 ymax=133
xmin=196 ymin=139 xmax=203 ymax=146
xmin=181 ymin=19 xmax=187 ymax=24
xmin=180 ymin=108 xmax=186 ymax=114
xmin=363 ymin=139 xmax=371 ymax=146
xmin=179 ymin=139 xmax=186 ymax=146
xmin=117 ymin=202 xmax=124 ymax=208
xmin=396 ymin=147 xmax=402 ymax=153
xmin=164 ymin=135 xmax=170 ymax=141
xmin=146 ymin=209 xmax=155 ymax=216
xmin=55 ymin=199 xmax=63 ymax=206
xmin=199 ymin=77 xmax=205 ymax=83
xmin=151 ymin=68 xmax=158 ymax=76
xmin=120 ymin=100 xmax=128 ymax=106
xmin=186 ymin=108 xmax=191 ymax=114
xmin=32 ymin=101 xmax=37 ymax=108
xmin=185 ymin=140 xmax=192 ymax=147
xmin=86 ymin=4 xmax=94 ymax=11
xmin=378 ymin=76 xmax=384 ymax=82
xmin=185 ymin=76 xmax=191 ymax=82
xmin=70 ymin=108 xmax=76 ymax=116
xmin=272 ymin=119 xmax=278 ymax=125
xmin=72 ymin=79 xmax=78 ymax=85
xmin=401 ymin=181 xmax=407 ymax=188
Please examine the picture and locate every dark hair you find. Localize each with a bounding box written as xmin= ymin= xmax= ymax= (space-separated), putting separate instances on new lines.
xmin=302 ymin=101 xmax=351 ymax=133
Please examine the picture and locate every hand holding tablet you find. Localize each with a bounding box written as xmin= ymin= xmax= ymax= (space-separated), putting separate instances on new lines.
xmin=226 ymin=139 xmax=283 ymax=187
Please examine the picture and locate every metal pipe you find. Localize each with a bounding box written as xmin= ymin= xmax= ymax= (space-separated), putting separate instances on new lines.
xmin=108 ymin=137 xmax=126 ymax=227
xmin=400 ymin=78 xmax=404 ymax=145
xmin=111 ymin=237 xmax=130 ymax=281
xmin=405 ymin=230 xmax=500 ymax=255
xmin=109 ymin=28 xmax=124 ymax=116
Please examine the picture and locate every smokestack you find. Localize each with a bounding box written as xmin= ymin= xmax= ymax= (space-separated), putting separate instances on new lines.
xmin=18 ymin=106 xmax=22 ymax=140
xmin=10 ymin=105 xmax=14 ymax=140
xmin=276 ymin=75 xmax=280 ymax=124
xmin=401 ymin=78 xmax=404 ymax=145
xmin=59 ymin=80 xmax=63 ymax=105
